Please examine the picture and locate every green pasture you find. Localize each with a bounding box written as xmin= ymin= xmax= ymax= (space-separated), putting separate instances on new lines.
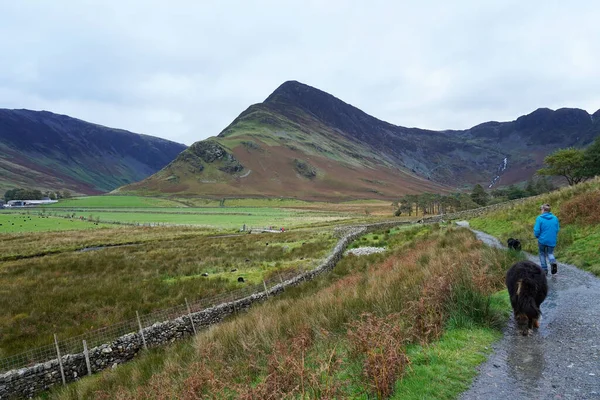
xmin=28 ymin=208 xmax=352 ymax=229
xmin=0 ymin=213 xmax=108 ymax=233
xmin=44 ymin=194 xmax=393 ymax=210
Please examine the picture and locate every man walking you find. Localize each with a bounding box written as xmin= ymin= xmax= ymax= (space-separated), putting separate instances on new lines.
xmin=534 ymin=203 xmax=560 ymax=275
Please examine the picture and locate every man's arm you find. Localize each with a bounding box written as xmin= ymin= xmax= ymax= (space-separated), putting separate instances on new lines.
xmin=533 ymin=217 xmax=541 ymax=238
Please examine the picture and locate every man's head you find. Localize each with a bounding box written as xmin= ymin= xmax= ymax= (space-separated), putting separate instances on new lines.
xmin=540 ymin=204 xmax=551 ymax=213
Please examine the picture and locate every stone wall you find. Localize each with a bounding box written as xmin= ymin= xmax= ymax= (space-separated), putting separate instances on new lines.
xmin=0 ymin=220 xmax=411 ymax=399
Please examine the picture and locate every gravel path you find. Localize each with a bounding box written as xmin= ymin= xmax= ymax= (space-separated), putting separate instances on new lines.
xmin=456 ymin=221 xmax=600 ymax=400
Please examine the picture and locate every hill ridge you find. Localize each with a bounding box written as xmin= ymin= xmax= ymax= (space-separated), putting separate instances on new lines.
xmin=0 ymin=109 xmax=187 ymax=195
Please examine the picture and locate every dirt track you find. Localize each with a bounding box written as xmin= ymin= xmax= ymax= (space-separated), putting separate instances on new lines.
xmin=457 ymin=222 xmax=600 ymax=400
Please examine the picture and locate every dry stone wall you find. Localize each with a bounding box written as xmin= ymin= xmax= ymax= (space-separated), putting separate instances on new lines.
xmin=0 ymin=220 xmax=411 ymax=399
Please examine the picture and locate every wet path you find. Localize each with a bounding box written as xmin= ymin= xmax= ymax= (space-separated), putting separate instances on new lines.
xmin=457 ymin=222 xmax=600 ymax=400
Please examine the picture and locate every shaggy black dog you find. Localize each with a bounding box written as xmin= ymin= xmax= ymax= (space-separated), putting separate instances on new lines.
xmin=506 ymin=260 xmax=548 ymax=336
xmin=507 ymin=238 xmax=522 ymax=251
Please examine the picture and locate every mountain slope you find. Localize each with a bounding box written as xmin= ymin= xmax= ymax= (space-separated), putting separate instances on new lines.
xmin=0 ymin=109 xmax=187 ymax=195
xmin=121 ymin=81 xmax=600 ymax=200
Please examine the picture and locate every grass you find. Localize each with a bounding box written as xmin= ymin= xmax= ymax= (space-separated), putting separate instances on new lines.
xmin=0 ymin=226 xmax=209 ymax=261
xmin=348 ymin=224 xmax=431 ymax=249
xmin=0 ymin=213 xmax=110 ymax=233
xmin=44 ymin=195 xmax=187 ymax=208
xmin=392 ymin=327 xmax=501 ymax=399
xmin=47 ymin=226 xmax=519 ymax=399
xmin=31 ymin=206 xmax=355 ymax=229
xmin=469 ymin=177 xmax=600 ymax=275
xmin=3 ymin=206 xmax=357 ymax=232
xmin=0 ymin=228 xmax=335 ymax=357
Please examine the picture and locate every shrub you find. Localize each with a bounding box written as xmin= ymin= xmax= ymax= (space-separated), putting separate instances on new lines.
xmin=347 ymin=314 xmax=410 ymax=399
xmin=560 ymin=190 xmax=600 ymax=225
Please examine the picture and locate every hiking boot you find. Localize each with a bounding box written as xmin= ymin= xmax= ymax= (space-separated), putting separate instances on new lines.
xmin=551 ymin=263 xmax=558 ymax=275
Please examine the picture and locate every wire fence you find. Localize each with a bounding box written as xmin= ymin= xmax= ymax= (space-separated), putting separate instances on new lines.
xmin=0 ymin=268 xmax=302 ymax=373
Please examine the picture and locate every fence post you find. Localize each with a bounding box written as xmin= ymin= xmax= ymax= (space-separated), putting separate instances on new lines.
xmin=263 ymin=280 xmax=269 ymax=298
xmin=185 ymin=298 xmax=197 ymax=335
xmin=279 ymin=273 xmax=285 ymax=290
xmin=136 ymin=311 xmax=147 ymax=349
xmin=83 ymin=340 xmax=92 ymax=376
xmin=54 ymin=334 xmax=66 ymax=385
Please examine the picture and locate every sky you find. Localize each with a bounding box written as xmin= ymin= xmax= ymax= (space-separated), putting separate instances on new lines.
xmin=1 ymin=1 xmax=600 ymax=146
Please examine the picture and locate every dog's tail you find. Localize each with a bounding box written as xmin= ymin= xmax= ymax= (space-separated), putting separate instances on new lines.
xmin=514 ymin=279 xmax=541 ymax=318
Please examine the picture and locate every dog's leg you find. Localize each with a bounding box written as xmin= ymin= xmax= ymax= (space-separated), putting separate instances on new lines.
xmin=533 ymin=318 xmax=540 ymax=329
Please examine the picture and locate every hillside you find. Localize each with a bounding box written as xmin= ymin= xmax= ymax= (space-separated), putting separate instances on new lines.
xmin=121 ymin=81 xmax=600 ymax=200
xmin=469 ymin=176 xmax=600 ymax=275
xmin=0 ymin=109 xmax=187 ymax=195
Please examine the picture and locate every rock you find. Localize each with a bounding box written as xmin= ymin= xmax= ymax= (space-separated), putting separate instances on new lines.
xmin=344 ymin=247 xmax=386 ymax=256
xmin=101 ymin=347 xmax=112 ymax=354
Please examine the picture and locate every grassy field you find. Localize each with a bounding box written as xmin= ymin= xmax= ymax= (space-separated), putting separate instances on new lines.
xmin=0 ymin=227 xmax=335 ymax=357
xmin=47 ymin=225 xmax=520 ymax=399
xmin=30 ymin=208 xmax=353 ymax=229
xmin=3 ymin=206 xmax=364 ymax=232
xmin=470 ymin=177 xmax=600 ymax=276
xmin=0 ymin=213 xmax=110 ymax=233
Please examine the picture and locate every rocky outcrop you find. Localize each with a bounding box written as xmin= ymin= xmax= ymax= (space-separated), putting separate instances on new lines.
xmin=293 ymin=159 xmax=317 ymax=179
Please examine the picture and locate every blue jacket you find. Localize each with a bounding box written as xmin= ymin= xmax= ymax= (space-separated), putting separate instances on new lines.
xmin=534 ymin=212 xmax=560 ymax=247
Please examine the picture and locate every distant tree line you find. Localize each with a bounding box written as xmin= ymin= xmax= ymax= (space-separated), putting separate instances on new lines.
xmin=393 ymin=192 xmax=480 ymax=216
xmin=538 ymin=135 xmax=600 ymax=185
xmin=471 ymin=176 xmax=555 ymax=207
xmin=3 ymin=188 xmax=72 ymax=202
xmin=394 ymin=176 xmax=556 ymax=216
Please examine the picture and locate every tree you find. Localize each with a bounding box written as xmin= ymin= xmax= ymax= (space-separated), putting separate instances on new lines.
xmin=470 ymin=184 xmax=489 ymax=206
xmin=525 ymin=178 xmax=536 ymax=196
xmin=534 ymin=176 xmax=553 ymax=194
xmin=537 ymin=148 xmax=588 ymax=185
xmin=506 ymin=185 xmax=526 ymax=200
xmin=4 ymin=188 xmax=44 ymax=202
xmin=583 ymin=136 xmax=600 ymax=177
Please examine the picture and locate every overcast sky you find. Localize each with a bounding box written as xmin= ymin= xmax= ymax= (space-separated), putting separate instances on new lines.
xmin=1 ymin=1 xmax=599 ymax=145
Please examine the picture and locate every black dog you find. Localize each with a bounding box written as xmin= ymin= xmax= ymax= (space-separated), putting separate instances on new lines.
xmin=507 ymin=238 xmax=522 ymax=251
xmin=506 ymin=260 xmax=548 ymax=336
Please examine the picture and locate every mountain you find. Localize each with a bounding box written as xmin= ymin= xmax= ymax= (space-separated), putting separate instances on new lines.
xmin=0 ymin=109 xmax=187 ymax=195
xmin=120 ymin=81 xmax=600 ymax=200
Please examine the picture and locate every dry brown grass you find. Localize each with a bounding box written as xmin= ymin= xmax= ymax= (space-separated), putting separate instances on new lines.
xmin=560 ymin=189 xmax=600 ymax=225
xmin=347 ymin=314 xmax=410 ymax=398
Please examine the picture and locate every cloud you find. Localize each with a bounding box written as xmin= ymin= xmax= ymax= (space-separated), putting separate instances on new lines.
xmin=1 ymin=0 xmax=599 ymax=145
